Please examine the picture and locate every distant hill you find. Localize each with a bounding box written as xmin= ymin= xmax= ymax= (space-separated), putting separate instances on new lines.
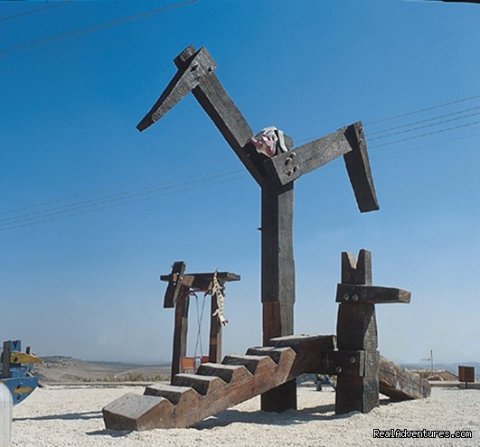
xmin=32 ymin=356 xmax=170 ymax=384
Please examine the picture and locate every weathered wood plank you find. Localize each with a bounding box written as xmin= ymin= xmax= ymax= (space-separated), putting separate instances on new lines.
xmin=170 ymin=287 xmax=190 ymax=382
xmin=160 ymin=271 xmax=240 ymax=286
xmin=163 ymin=261 xmax=186 ymax=308
xmin=336 ymin=284 xmax=411 ymax=304
xmin=102 ymin=393 xmax=173 ymax=431
xmin=172 ymin=46 xmax=264 ymax=186
xmin=343 ymin=123 xmax=379 ymax=212
xmin=379 ymin=356 xmax=431 ymax=400
xmin=137 ymin=47 xmax=217 ymax=131
xmin=267 ymin=335 xmax=336 ymax=378
xmin=196 ymin=363 xmax=251 ymax=383
xmin=335 ymin=249 xmax=379 ymax=414
xmin=263 ymin=124 xmax=353 ymax=187
xmin=260 ymin=182 xmax=296 ymax=411
xmin=209 ymin=293 xmax=222 ymax=363
xmin=172 ymin=373 xmax=226 ymax=396
xmin=319 ymin=350 xmax=365 ymax=376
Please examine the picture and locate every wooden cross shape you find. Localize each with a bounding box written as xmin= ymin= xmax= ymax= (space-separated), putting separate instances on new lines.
xmin=335 ymin=249 xmax=410 ymax=414
xmin=137 ymin=45 xmax=379 ymax=411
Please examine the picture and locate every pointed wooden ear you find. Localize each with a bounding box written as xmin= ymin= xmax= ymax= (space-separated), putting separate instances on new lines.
xmin=341 ymin=251 xmax=358 ymax=284
xmin=341 ymin=249 xmax=372 ymax=285
xmin=356 ymin=249 xmax=372 ymax=285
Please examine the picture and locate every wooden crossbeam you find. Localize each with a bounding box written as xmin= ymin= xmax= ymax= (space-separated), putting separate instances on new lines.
xmin=336 ymin=284 xmax=411 ymax=304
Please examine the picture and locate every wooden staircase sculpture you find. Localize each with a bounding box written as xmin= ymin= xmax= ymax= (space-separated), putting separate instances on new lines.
xmin=103 ymin=249 xmax=430 ymax=431
xmin=103 ymin=332 xmax=430 ymax=431
xmin=103 ymin=335 xmax=334 ymax=430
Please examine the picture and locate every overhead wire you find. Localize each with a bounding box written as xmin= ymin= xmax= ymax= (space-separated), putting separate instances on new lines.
xmin=0 ymin=167 xmax=245 ymax=229
xmin=368 ymin=109 xmax=480 ymax=141
xmin=0 ymin=171 xmax=247 ymax=232
xmin=0 ymin=1 xmax=73 ymax=23
xmin=0 ymin=0 xmax=199 ymax=57
xmin=2 ymin=92 xmax=480 ymax=232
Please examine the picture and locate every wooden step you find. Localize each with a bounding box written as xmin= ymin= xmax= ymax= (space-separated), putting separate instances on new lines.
xmin=246 ymin=346 xmax=290 ymax=364
xmin=103 ymin=335 xmax=334 ymax=431
xmin=172 ymin=373 xmax=226 ymax=396
xmin=144 ymin=383 xmax=197 ymax=404
xmin=222 ymin=354 xmax=275 ymax=374
xmin=196 ymin=362 xmax=251 ymax=383
xmin=103 ymin=393 xmax=174 ymax=431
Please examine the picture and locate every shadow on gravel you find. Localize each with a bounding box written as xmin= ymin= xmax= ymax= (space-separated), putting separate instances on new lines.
xmin=14 ymin=411 xmax=102 ymax=422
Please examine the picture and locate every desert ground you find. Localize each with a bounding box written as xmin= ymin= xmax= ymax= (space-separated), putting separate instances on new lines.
xmin=11 ymin=383 xmax=479 ymax=447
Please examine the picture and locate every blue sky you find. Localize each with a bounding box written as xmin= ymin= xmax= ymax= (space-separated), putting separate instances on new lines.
xmin=1 ymin=0 xmax=479 ymax=366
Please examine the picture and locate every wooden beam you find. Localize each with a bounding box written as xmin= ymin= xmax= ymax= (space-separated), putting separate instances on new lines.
xmin=163 ymin=261 xmax=186 ymax=308
xmin=335 ymin=249 xmax=379 ymax=414
xmin=161 ymin=271 xmax=240 ymax=297
xmin=343 ymin=123 xmax=379 ymax=212
xmin=379 ymin=356 xmax=431 ymax=400
xmin=170 ymin=286 xmax=190 ymax=383
xmin=2 ymin=341 xmax=11 ymax=379
xmin=336 ymin=284 xmax=411 ymax=304
xmin=263 ymin=124 xmax=354 ymax=187
xmin=260 ymin=183 xmax=296 ymax=411
xmin=173 ymin=46 xmax=264 ymax=186
xmin=319 ymin=350 xmax=366 ymax=376
xmin=137 ymin=48 xmax=217 ymax=131
xmin=209 ymin=293 xmax=222 ymax=363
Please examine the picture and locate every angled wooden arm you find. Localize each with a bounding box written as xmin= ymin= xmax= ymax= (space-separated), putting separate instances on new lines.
xmin=138 ymin=45 xmax=264 ymax=186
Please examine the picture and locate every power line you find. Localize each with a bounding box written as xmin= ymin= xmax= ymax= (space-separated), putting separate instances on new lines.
xmin=0 ymin=1 xmax=73 ymax=23
xmin=0 ymin=0 xmax=199 ymax=57
xmin=371 ymin=130 xmax=480 ymax=160
xmin=295 ymin=94 xmax=480 ymax=146
xmin=367 ymin=104 xmax=480 ymax=136
xmin=0 ymin=167 xmax=243 ymax=228
xmin=369 ymin=118 xmax=480 ymax=149
xmin=365 ymin=94 xmax=480 ymax=126
xmin=368 ymin=109 xmax=480 ymax=141
xmin=0 ymin=172 xmax=247 ymax=232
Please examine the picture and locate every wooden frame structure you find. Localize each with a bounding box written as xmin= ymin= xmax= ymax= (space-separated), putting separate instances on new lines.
xmin=103 ymin=249 xmax=431 ymax=431
xmin=102 ymin=46 xmax=432 ymax=431
xmin=160 ymin=261 xmax=240 ymax=383
xmin=135 ymin=45 xmax=378 ymax=411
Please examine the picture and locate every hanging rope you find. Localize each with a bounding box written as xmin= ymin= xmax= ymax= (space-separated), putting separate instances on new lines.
xmin=211 ymin=271 xmax=229 ymax=326
xmin=192 ymin=291 xmax=207 ymax=359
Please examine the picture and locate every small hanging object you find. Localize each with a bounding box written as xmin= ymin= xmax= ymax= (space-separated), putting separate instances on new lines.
xmin=250 ymin=126 xmax=288 ymax=158
xmin=211 ymin=271 xmax=229 ymax=326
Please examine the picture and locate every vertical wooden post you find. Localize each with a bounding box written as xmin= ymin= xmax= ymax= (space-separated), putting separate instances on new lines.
xmin=2 ymin=341 xmax=10 ymax=379
xmin=335 ymin=250 xmax=379 ymax=414
xmin=171 ymin=286 xmax=190 ymax=383
xmin=260 ymin=183 xmax=297 ymax=411
xmin=209 ymin=293 xmax=222 ymax=363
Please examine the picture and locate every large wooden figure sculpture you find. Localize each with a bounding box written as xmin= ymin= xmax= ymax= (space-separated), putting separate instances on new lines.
xmin=135 ymin=45 xmax=378 ymax=411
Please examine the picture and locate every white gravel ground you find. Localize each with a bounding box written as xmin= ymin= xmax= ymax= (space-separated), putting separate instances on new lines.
xmin=11 ymin=384 xmax=480 ymax=447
